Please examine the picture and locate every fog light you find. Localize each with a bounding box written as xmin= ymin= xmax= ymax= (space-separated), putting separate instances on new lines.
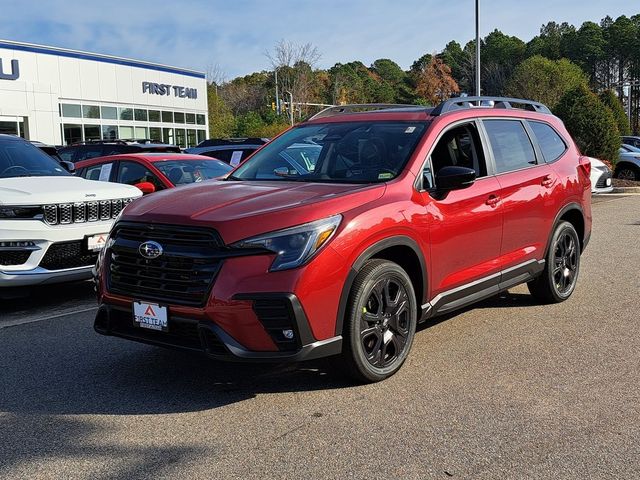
xmin=282 ymin=329 xmax=294 ymax=340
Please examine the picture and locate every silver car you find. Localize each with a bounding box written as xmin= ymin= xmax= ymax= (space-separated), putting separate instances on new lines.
xmin=616 ymin=145 xmax=640 ymax=181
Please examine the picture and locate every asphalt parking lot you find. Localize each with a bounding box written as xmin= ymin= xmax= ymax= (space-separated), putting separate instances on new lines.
xmin=1 ymin=194 xmax=639 ymax=479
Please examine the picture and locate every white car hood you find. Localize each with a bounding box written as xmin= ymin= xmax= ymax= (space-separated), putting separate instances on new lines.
xmin=0 ymin=176 xmax=141 ymax=206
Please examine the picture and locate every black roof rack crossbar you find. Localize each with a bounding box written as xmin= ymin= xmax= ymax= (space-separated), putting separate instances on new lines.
xmin=431 ymin=96 xmax=552 ymax=115
xmin=308 ymin=104 xmax=424 ymax=121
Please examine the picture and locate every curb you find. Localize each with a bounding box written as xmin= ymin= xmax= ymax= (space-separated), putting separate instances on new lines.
xmin=612 ymin=186 xmax=640 ymax=194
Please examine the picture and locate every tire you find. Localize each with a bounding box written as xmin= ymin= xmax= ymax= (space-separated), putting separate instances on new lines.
xmin=339 ymin=259 xmax=418 ymax=383
xmin=615 ymin=164 xmax=640 ymax=181
xmin=528 ymin=221 xmax=581 ymax=304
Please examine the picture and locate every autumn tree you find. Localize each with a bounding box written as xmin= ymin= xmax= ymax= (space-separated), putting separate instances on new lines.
xmin=416 ymin=57 xmax=459 ymax=105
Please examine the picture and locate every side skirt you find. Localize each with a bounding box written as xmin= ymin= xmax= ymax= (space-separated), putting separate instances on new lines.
xmin=420 ymin=259 xmax=545 ymax=321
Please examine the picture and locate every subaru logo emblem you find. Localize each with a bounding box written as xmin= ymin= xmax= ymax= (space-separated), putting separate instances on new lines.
xmin=139 ymin=241 xmax=163 ymax=259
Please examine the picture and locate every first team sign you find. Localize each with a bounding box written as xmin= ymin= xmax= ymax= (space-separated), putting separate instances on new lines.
xmin=133 ymin=301 xmax=168 ymax=331
xmin=142 ymin=81 xmax=198 ymax=99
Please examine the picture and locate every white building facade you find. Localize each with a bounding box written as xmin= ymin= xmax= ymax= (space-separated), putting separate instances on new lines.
xmin=0 ymin=39 xmax=208 ymax=147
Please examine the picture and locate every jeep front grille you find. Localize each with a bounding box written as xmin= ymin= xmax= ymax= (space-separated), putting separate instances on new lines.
xmin=43 ymin=198 xmax=135 ymax=225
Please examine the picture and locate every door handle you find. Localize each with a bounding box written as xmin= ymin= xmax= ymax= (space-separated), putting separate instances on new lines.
xmin=541 ymin=175 xmax=554 ymax=187
xmin=485 ymin=194 xmax=500 ymax=207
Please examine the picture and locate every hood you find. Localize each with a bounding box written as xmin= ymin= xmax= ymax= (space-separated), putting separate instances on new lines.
xmin=122 ymin=180 xmax=385 ymax=243
xmin=0 ymin=176 xmax=142 ymax=205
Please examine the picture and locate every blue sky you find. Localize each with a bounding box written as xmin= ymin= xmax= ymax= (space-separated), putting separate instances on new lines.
xmin=1 ymin=0 xmax=637 ymax=79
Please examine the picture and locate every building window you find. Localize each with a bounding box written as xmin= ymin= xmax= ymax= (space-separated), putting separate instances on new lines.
xmin=102 ymin=125 xmax=118 ymax=140
xmin=162 ymin=111 xmax=173 ymax=123
xmin=149 ymin=110 xmax=161 ymax=122
xmin=82 ymin=105 xmax=100 ymax=119
xmin=174 ymin=112 xmax=185 ymax=123
xmin=197 ymin=130 xmax=206 ymax=144
xmin=187 ymin=129 xmax=197 ymax=147
xmin=61 ymin=104 xmax=82 ymax=118
xmin=63 ymin=124 xmax=83 ymax=145
xmin=119 ymin=108 xmax=133 ymax=121
xmin=101 ymin=106 xmax=118 ymax=120
xmin=176 ymin=128 xmax=186 ymax=147
xmin=134 ymin=109 xmax=148 ymax=121
xmin=149 ymin=127 xmax=162 ymax=142
xmin=84 ymin=124 xmax=101 ymax=141
xmin=196 ymin=114 xmax=206 ymax=125
xmin=163 ymin=128 xmax=174 ymax=144
xmin=186 ymin=113 xmax=196 ymax=124
xmin=119 ymin=125 xmax=134 ymax=139
xmin=135 ymin=126 xmax=148 ymax=139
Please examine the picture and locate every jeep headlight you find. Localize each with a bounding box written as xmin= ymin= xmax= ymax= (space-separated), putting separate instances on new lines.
xmin=232 ymin=215 xmax=342 ymax=271
xmin=0 ymin=205 xmax=42 ymax=219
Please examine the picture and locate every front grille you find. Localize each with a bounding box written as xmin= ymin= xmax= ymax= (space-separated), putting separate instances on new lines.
xmin=107 ymin=223 xmax=224 ymax=307
xmin=0 ymin=250 xmax=31 ymax=266
xmin=43 ymin=198 xmax=135 ymax=225
xmin=253 ymin=298 xmax=300 ymax=351
xmin=40 ymin=241 xmax=99 ymax=270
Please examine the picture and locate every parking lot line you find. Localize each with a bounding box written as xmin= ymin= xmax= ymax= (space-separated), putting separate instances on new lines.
xmin=0 ymin=306 xmax=98 ymax=329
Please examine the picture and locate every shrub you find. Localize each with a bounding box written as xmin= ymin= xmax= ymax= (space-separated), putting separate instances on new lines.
xmin=554 ymin=84 xmax=620 ymax=163
xmin=599 ymin=89 xmax=631 ymax=136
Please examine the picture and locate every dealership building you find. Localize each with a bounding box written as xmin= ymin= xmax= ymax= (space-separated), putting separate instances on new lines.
xmin=0 ymin=39 xmax=208 ymax=147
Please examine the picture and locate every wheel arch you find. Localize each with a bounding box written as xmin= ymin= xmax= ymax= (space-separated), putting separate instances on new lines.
xmin=546 ymin=203 xmax=585 ymax=256
xmin=335 ymin=236 xmax=427 ymax=336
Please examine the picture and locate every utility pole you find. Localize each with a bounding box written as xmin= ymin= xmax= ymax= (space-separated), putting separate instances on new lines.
xmin=475 ymin=0 xmax=481 ymax=99
xmin=285 ymin=91 xmax=294 ymax=126
xmin=274 ymin=68 xmax=280 ymax=115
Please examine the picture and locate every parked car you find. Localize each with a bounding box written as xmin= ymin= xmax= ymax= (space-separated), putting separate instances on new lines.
xmin=185 ymin=137 xmax=268 ymax=166
xmin=621 ymin=136 xmax=640 ymax=149
xmin=615 ymin=145 xmax=640 ymax=181
xmin=0 ymin=134 xmax=141 ymax=290
xmin=76 ymin=153 xmax=232 ymax=193
xmin=94 ymin=97 xmax=592 ymax=383
xmin=589 ymin=157 xmax=613 ymax=193
xmin=58 ymin=140 xmax=181 ymax=163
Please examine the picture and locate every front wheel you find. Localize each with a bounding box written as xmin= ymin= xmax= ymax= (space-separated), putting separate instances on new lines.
xmin=340 ymin=259 xmax=418 ymax=383
xmin=528 ymin=221 xmax=581 ymax=304
xmin=615 ymin=164 xmax=640 ymax=181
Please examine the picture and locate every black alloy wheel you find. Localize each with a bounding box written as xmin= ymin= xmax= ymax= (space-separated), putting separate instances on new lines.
xmin=615 ymin=165 xmax=640 ymax=181
xmin=528 ymin=221 xmax=581 ymax=304
xmin=341 ymin=259 xmax=417 ymax=383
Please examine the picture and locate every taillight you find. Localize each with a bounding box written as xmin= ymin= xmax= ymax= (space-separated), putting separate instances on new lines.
xmin=579 ymin=156 xmax=591 ymax=177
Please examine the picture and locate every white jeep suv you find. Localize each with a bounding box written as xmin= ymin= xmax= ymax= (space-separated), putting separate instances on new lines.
xmin=0 ymin=134 xmax=141 ymax=288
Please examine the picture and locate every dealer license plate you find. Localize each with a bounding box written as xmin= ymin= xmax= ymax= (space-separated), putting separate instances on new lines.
xmin=133 ymin=301 xmax=168 ymax=331
xmin=87 ymin=233 xmax=109 ymax=251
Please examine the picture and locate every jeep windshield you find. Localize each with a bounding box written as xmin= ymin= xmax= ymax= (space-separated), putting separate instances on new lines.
xmin=0 ymin=138 xmax=70 ymax=178
xmin=230 ymin=121 xmax=428 ymax=183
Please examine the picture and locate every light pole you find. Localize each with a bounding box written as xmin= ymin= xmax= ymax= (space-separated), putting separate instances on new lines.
xmin=475 ymin=0 xmax=481 ymax=99
xmin=274 ymin=68 xmax=280 ymax=115
xmin=285 ymin=91 xmax=294 ymax=126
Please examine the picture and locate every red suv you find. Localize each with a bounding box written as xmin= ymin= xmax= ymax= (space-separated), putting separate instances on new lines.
xmin=94 ymin=97 xmax=592 ymax=382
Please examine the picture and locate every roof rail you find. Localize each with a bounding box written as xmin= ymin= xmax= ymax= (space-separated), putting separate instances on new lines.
xmin=431 ymin=96 xmax=552 ymax=115
xmin=308 ymin=104 xmax=423 ymax=121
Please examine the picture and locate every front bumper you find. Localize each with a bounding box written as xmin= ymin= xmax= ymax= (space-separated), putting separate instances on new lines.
xmin=592 ymin=170 xmax=614 ymax=194
xmin=94 ymin=298 xmax=343 ymax=362
xmin=0 ymin=219 xmax=113 ymax=287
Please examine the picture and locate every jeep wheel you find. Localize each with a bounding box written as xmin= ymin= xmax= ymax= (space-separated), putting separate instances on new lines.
xmin=528 ymin=221 xmax=580 ymax=304
xmin=340 ymin=259 xmax=417 ymax=383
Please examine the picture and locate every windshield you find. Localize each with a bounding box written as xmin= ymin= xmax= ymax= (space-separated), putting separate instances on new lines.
xmin=622 ymin=144 xmax=640 ymax=153
xmin=0 ymin=138 xmax=70 ymax=178
xmin=231 ymin=121 xmax=428 ymax=183
xmin=153 ymin=158 xmax=232 ymax=185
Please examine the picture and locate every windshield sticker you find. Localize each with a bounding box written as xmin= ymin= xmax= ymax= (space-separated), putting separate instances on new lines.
xmin=99 ymin=163 xmax=113 ymax=181
xmin=378 ymin=172 xmax=393 ymax=179
xmin=405 ymin=126 xmax=416 ymax=134
xmin=230 ymin=151 xmax=243 ymax=167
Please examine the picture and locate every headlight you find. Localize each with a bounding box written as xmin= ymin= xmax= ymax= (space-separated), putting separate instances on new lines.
xmin=232 ymin=215 xmax=342 ymax=271
xmin=0 ymin=205 xmax=42 ymax=219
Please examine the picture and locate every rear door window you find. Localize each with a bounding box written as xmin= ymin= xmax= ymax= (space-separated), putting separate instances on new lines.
xmin=528 ymin=121 xmax=567 ymax=163
xmin=483 ymin=120 xmax=537 ymax=174
xmin=82 ymin=162 xmax=114 ymax=182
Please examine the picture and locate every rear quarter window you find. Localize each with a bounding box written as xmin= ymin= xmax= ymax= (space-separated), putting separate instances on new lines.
xmin=528 ymin=121 xmax=567 ymax=163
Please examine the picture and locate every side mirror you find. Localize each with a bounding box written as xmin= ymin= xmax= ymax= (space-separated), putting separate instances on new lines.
xmin=435 ymin=166 xmax=476 ymax=192
xmin=134 ymin=181 xmax=156 ymax=194
xmin=60 ymin=160 xmax=75 ymax=174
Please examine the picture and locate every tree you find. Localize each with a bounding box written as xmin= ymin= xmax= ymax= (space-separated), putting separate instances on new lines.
xmin=506 ymin=55 xmax=588 ymax=109
xmin=599 ymin=89 xmax=631 ymax=135
xmin=527 ymin=21 xmax=576 ymax=59
xmin=481 ymin=30 xmax=526 ymax=95
xmin=416 ymin=57 xmax=459 ymax=105
xmin=554 ymin=84 xmax=620 ymax=163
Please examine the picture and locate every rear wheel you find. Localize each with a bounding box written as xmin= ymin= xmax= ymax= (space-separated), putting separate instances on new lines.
xmin=340 ymin=259 xmax=417 ymax=383
xmin=528 ymin=221 xmax=580 ymax=304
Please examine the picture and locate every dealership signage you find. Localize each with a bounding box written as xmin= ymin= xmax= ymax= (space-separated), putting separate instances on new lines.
xmin=142 ymin=81 xmax=197 ymax=99
xmin=0 ymin=58 xmax=19 ymax=80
